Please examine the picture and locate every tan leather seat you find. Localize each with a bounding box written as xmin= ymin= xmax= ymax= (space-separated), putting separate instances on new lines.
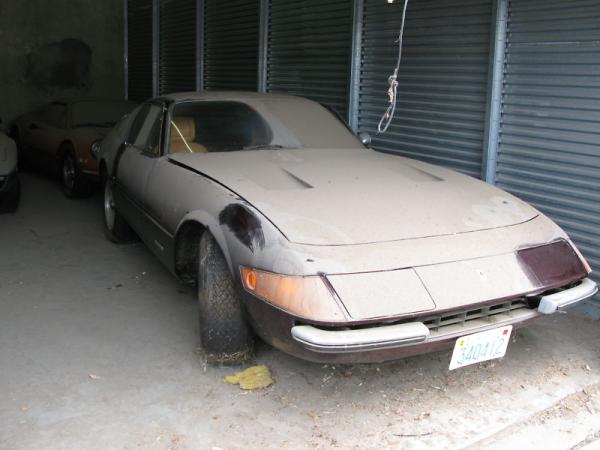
xmin=169 ymin=117 xmax=208 ymax=153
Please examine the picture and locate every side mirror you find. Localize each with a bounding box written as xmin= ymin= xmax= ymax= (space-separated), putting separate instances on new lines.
xmin=358 ymin=132 xmax=372 ymax=146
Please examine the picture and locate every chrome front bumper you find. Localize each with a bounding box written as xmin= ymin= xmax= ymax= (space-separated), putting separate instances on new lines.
xmin=291 ymin=322 xmax=430 ymax=353
xmin=538 ymin=278 xmax=598 ymax=314
xmin=291 ymin=278 xmax=598 ymax=354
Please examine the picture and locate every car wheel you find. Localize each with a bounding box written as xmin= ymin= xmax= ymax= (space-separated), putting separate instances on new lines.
xmin=0 ymin=176 xmax=20 ymax=214
xmin=197 ymin=232 xmax=254 ymax=364
xmin=61 ymin=151 xmax=92 ymax=198
xmin=103 ymin=178 xmax=137 ymax=243
xmin=9 ymin=127 xmax=28 ymax=171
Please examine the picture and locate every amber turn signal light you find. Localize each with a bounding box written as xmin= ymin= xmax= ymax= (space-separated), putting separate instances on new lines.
xmin=240 ymin=267 xmax=346 ymax=322
xmin=245 ymin=269 xmax=257 ymax=290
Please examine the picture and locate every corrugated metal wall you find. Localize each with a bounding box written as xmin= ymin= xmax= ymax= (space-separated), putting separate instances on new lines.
xmin=357 ymin=0 xmax=493 ymax=178
xmin=204 ymin=0 xmax=259 ymax=91
xmin=127 ymin=0 xmax=154 ymax=101
xmin=265 ymin=0 xmax=353 ymax=116
xmin=158 ymin=0 xmax=197 ymax=94
xmin=497 ymin=0 xmax=600 ymax=291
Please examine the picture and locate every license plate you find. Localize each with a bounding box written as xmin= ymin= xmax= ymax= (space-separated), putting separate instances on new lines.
xmin=449 ymin=325 xmax=512 ymax=370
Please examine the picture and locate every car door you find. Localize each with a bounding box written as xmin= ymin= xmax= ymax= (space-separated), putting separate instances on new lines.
xmin=113 ymin=102 xmax=165 ymax=242
xmin=142 ymin=102 xmax=212 ymax=266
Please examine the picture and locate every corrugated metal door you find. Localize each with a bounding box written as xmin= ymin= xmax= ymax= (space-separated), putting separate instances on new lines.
xmin=357 ymin=0 xmax=493 ymax=177
xmin=497 ymin=0 xmax=600 ymax=292
xmin=159 ymin=0 xmax=198 ymax=94
xmin=127 ymin=0 xmax=154 ymax=101
xmin=204 ymin=0 xmax=259 ymax=91
xmin=266 ymin=0 xmax=353 ymax=116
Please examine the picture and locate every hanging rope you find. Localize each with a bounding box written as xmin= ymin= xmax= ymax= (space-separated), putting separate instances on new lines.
xmin=377 ymin=0 xmax=409 ymax=134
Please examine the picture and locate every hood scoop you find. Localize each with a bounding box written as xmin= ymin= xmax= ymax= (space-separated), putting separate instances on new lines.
xmin=242 ymin=167 xmax=314 ymax=191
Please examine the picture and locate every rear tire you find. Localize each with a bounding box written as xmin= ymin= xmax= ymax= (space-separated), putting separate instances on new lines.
xmin=103 ymin=177 xmax=137 ymax=243
xmin=0 ymin=176 xmax=20 ymax=213
xmin=61 ymin=150 xmax=92 ymax=198
xmin=197 ymin=232 xmax=253 ymax=364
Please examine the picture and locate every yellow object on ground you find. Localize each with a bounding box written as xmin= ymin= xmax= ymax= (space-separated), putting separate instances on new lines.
xmin=224 ymin=365 xmax=273 ymax=390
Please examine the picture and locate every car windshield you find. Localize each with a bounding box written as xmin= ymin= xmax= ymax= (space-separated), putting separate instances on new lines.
xmin=72 ymin=100 xmax=137 ymax=128
xmin=167 ymin=99 xmax=362 ymax=154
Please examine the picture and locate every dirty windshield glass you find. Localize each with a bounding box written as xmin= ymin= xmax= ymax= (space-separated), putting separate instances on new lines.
xmin=168 ymin=99 xmax=362 ymax=154
xmin=72 ymin=101 xmax=137 ymax=128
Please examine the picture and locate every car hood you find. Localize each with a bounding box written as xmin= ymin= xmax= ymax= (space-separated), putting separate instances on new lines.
xmin=170 ymin=148 xmax=538 ymax=246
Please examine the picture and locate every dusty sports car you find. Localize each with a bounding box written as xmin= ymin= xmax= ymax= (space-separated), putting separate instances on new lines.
xmin=98 ymin=92 xmax=597 ymax=367
xmin=11 ymin=98 xmax=136 ymax=197
xmin=0 ymin=127 xmax=20 ymax=213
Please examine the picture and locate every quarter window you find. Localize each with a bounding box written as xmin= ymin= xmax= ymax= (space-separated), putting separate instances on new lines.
xmin=128 ymin=104 xmax=163 ymax=156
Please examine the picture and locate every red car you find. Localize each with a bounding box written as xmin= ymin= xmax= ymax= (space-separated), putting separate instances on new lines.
xmin=11 ymin=98 xmax=136 ymax=197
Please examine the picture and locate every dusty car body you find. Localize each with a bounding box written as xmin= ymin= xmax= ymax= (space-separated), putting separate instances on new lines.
xmin=0 ymin=131 xmax=20 ymax=213
xmin=98 ymin=91 xmax=597 ymax=364
xmin=11 ymin=98 xmax=136 ymax=197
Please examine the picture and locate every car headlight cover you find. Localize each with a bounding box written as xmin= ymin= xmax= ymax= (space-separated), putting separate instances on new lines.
xmin=569 ymin=240 xmax=592 ymax=274
xmin=240 ymin=267 xmax=347 ymax=322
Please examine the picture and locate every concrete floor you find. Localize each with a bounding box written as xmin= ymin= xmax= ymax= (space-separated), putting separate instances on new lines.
xmin=1 ymin=173 xmax=600 ymax=450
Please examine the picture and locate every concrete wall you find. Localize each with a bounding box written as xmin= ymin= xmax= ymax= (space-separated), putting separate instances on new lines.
xmin=0 ymin=0 xmax=124 ymax=129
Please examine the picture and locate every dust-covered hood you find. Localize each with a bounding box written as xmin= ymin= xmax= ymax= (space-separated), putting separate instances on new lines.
xmin=170 ymin=148 xmax=538 ymax=246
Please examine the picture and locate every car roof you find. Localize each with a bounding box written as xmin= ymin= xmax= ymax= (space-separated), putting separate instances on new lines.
xmin=157 ymin=91 xmax=310 ymax=104
xmin=50 ymin=98 xmax=136 ymax=105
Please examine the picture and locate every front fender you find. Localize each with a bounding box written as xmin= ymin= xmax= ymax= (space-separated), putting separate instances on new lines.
xmin=175 ymin=198 xmax=311 ymax=280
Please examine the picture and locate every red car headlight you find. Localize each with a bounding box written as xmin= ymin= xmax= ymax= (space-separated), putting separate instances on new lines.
xmin=240 ymin=267 xmax=347 ymax=322
xmin=517 ymin=239 xmax=589 ymax=287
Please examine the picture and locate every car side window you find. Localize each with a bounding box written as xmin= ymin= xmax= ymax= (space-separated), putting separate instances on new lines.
xmin=127 ymin=104 xmax=150 ymax=143
xmin=130 ymin=104 xmax=163 ymax=156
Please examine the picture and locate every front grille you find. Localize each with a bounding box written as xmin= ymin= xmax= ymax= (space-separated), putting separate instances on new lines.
xmin=421 ymin=299 xmax=531 ymax=332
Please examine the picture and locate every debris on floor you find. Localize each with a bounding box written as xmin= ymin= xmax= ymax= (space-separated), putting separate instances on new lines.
xmin=224 ymin=365 xmax=273 ymax=390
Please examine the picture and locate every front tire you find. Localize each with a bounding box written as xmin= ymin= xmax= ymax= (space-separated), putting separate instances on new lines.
xmin=103 ymin=178 xmax=137 ymax=243
xmin=61 ymin=150 xmax=92 ymax=198
xmin=197 ymin=232 xmax=253 ymax=364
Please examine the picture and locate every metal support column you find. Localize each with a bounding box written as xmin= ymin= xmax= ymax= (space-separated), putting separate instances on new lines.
xmin=196 ymin=0 xmax=204 ymax=92
xmin=152 ymin=0 xmax=160 ymax=97
xmin=257 ymin=0 xmax=269 ymax=93
xmin=481 ymin=0 xmax=508 ymax=184
xmin=347 ymin=0 xmax=363 ymax=131
xmin=124 ymin=0 xmax=129 ymax=99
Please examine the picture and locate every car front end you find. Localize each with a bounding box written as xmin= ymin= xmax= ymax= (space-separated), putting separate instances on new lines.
xmin=236 ymin=216 xmax=596 ymax=364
